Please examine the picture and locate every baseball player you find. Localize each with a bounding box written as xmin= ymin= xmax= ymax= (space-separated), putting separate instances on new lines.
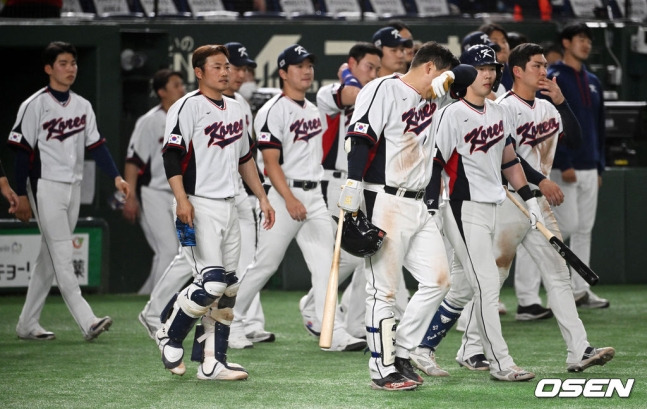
xmin=0 ymin=160 xmax=19 ymax=214
xmin=372 ymin=26 xmax=412 ymax=77
xmin=138 ymin=43 xmax=273 ymax=346
xmin=454 ymin=43 xmax=615 ymax=374
xmin=298 ymin=42 xmax=382 ymax=339
xmin=410 ymin=44 xmax=541 ymax=382
xmin=338 ymin=42 xmax=477 ymax=390
xmin=154 ymin=44 xmax=275 ymax=381
xmin=230 ymin=44 xmax=365 ymax=352
xmin=9 ymin=41 xmax=129 ymax=341
xmin=543 ymin=23 xmax=609 ymax=309
xmin=122 ymin=69 xmax=186 ymax=296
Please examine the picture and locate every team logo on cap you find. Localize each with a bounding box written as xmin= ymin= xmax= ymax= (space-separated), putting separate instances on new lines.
xmin=169 ymin=134 xmax=181 ymax=144
xmin=354 ymin=122 xmax=369 ymax=133
xmin=237 ymin=46 xmax=249 ymax=58
xmin=293 ymin=45 xmax=306 ymax=55
xmin=479 ymin=47 xmax=495 ymax=60
xmin=391 ymin=29 xmax=402 ymax=40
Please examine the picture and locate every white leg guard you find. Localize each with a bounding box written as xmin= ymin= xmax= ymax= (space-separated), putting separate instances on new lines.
xmin=367 ymin=317 xmax=397 ymax=368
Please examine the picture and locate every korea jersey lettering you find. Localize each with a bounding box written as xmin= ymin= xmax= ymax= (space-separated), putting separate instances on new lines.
xmin=316 ymin=82 xmax=353 ymax=172
xmin=433 ymin=98 xmax=513 ymax=204
xmin=496 ymin=91 xmax=563 ymax=183
xmin=346 ymin=74 xmax=452 ymax=190
xmin=126 ymin=105 xmax=170 ymax=191
xmin=254 ymin=93 xmax=325 ymax=182
xmin=163 ymin=90 xmax=251 ymax=199
xmin=7 ymin=87 xmax=103 ymax=183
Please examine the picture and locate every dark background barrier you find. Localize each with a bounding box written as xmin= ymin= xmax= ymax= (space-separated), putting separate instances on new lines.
xmin=0 ymin=19 xmax=645 ymax=292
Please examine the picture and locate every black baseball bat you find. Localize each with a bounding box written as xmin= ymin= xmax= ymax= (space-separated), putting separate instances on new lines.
xmin=506 ymin=190 xmax=599 ymax=286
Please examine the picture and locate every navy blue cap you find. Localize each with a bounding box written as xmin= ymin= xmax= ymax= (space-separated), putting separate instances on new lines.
xmin=461 ymin=31 xmax=501 ymax=53
xmin=225 ymin=42 xmax=257 ymax=68
xmin=277 ymin=44 xmax=316 ymax=69
xmin=372 ymin=27 xmax=413 ymax=48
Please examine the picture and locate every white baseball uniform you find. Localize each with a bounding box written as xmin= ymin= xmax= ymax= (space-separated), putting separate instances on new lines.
xmin=457 ymin=91 xmax=591 ymax=366
xmin=348 ymin=74 xmax=451 ymax=379
xmin=433 ymin=97 xmax=520 ymax=374
xmin=141 ymin=93 xmax=267 ymax=335
xmin=125 ymin=105 xmax=178 ymax=295
xmin=231 ymin=92 xmax=358 ymax=347
xmin=10 ymin=87 xmax=111 ymax=338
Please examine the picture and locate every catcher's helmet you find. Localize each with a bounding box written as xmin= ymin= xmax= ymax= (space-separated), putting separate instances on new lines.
xmin=459 ymin=44 xmax=503 ymax=93
xmin=339 ymin=210 xmax=386 ymax=258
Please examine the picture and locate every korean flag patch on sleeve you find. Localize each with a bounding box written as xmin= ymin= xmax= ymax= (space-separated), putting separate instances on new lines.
xmin=168 ymin=134 xmax=181 ymax=145
xmin=258 ymin=132 xmax=271 ymax=142
xmin=8 ymin=131 xmax=22 ymax=143
xmin=354 ymin=122 xmax=369 ymax=134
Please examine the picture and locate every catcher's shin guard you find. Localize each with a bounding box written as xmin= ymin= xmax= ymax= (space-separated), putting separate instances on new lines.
xmin=420 ymin=300 xmax=463 ymax=350
xmin=160 ymin=293 xmax=178 ymax=323
xmin=367 ymin=317 xmax=397 ymax=366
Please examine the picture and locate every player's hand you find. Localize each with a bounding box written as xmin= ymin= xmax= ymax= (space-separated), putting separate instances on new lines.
xmin=337 ymin=63 xmax=349 ymax=82
xmin=525 ymin=197 xmax=545 ymax=230
xmin=538 ymin=77 xmax=565 ymax=105
xmin=561 ymin=168 xmax=577 ymax=183
xmin=176 ymin=196 xmax=194 ymax=227
xmin=538 ymin=179 xmax=564 ymax=206
xmin=338 ymin=179 xmax=362 ymax=212
xmin=15 ymin=195 xmax=32 ymax=222
xmin=0 ymin=182 xmax=19 ymax=214
xmin=115 ymin=176 xmax=131 ymax=200
xmin=121 ymin=195 xmax=140 ymax=224
xmin=430 ymin=71 xmax=455 ymax=99
xmin=258 ymin=197 xmax=275 ymax=229
xmin=286 ymin=196 xmax=307 ymax=222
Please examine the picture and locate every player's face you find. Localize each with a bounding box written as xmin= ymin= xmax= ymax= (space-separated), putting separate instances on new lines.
xmin=399 ymin=28 xmax=414 ymax=64
xmin=380 ymin=46 xmax=406 ymax=75
xmin=470 ymin=65 xmax=497 ymax=97
xmin=46 ymin=52 xmax=77 ymax=91
xmin=195 ymin=53 xmax=230 ymax=97
xmin=520 ymin=54 xmax=548 ymax=91
xmin=351 ymin=54 xmax=381 ymax=86
xmin=283 ymin=60 xmax=314 ymax=93
xmin=564 ymin=33 xmax=592 ymax=62
xmin=489 ymin=30 xmax=510 ymax=63
xmin=162 ymin=75 xmax=186 ymax=105
xmin=228 ymin=64 xmax=251 ymax=92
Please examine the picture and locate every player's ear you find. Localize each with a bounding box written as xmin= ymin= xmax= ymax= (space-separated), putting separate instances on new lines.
xmin=278 ymin=67 xmax=288 ymax=81
xmin=512 ymin=65 xmax=522 ymax=79
xmin=44 ymin=64 xmax=53 ymax=76
xmin=194 ymin=66 xmax=203 ymax=81
xmin=348 ymin=57 xmax=358 ymax=71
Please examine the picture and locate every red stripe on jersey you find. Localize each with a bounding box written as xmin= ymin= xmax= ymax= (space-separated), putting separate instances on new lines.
xmin=86 ymin=138 xmax=106 ymax=150
xmin=445 ymin=149 xmax=459 ymax=196
xmin=363 ymin=137 xmax=383 ymax=177
xmin=321 ymin=113 xmax=341 ymax=164
xmin=181 ymin=142 xmax=194 ymax=174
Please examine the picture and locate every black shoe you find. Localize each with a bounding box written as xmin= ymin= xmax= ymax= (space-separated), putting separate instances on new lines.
xmin=394 ymin=357 xmax=424 ymax=385
xmin=456 ymin=354 xmax=490 ymax=371
xmin=515 ymin=304 xmax=554 ymax=321
xmin=370 ymin=372 xmax=418 ymax=391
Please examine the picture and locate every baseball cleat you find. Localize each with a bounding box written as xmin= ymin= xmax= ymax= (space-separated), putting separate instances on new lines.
xmin=17 ymin=328 xmax=56 ymax=341
xmin=321 ymin=330 xmax=366 ymax=352
xmin=138 ymin=312 xmax=157 ymax=340
xmin=228 ymin=330 xmax=254 ymax=349
xmin=515 ymin=304 xmax=554 ymax=321
xmin=490 ymin=365 xmax=535 ymax=381
xmin=85 ymin=316 xmax=112 ymax=341
xmin=246 ymin=330 xmax=275 ymax=343
xmin=197 ymin=360 xmax=248 ymax=381
xmin=410 ymin=347 xmax=449 ymax=377
xmin=567 ymin=346 xmax=615 ymax=372
xmin=156 ymin=329 xmax=185 ymax=376
xmin=370 ymin=373 xmax=418 ymax=391
xmin=394 ymin=357 xmax=424 ymax=385
xmin=578 ymin=290 xmax=610 ymax=309
xmin=456 ymin=354 xmax=490 ymax=371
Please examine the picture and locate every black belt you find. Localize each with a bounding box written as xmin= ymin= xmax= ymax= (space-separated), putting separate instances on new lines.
xmin=509 ymin=188 xmax=543 ymax=198
xmin=383 ymin=186 xmax=425 ymax=200
xmin=291 ymin=180 xmax=319 ymax=191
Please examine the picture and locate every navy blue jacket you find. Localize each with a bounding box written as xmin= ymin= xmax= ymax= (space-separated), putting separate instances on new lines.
xmin=547 ymin=61 xmax=605 ymax=174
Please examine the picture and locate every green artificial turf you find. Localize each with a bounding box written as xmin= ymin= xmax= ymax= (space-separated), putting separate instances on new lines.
xmin=0 ymin=285 xmax=644 ymax=408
